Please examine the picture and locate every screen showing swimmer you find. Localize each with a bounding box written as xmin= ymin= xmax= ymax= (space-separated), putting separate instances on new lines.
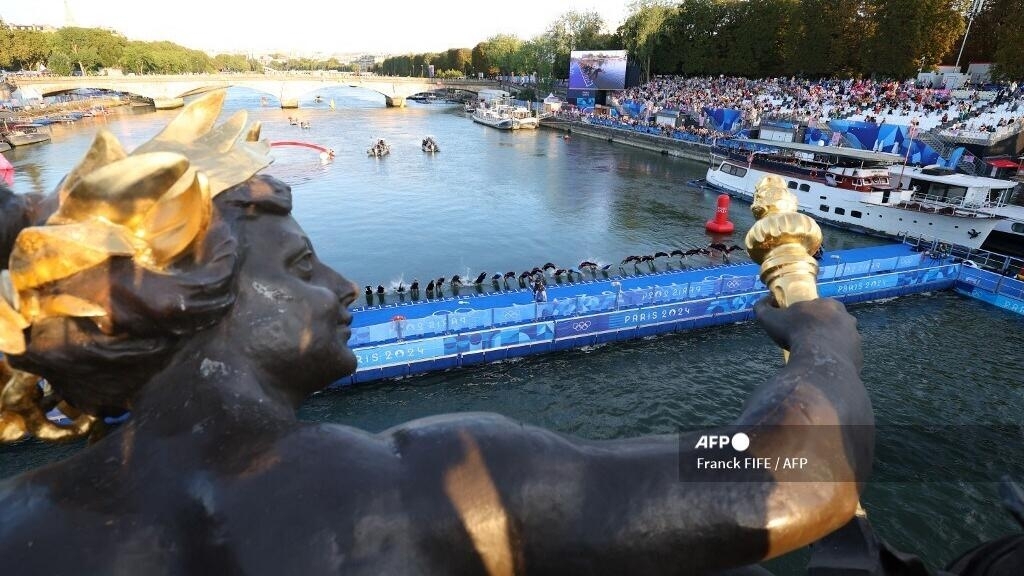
xmin=569 ymin=50 xmax=628 ymax=90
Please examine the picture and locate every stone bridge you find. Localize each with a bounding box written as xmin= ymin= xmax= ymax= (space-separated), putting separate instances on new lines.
xmin=11 ymin=73 xmax=503 ymax=109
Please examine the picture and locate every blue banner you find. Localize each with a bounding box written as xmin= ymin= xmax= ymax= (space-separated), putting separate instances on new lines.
xmin=897 ymin=255 xmax=923 ymax=269
xmin=994 ymin=294 xmax=1024 ymax=315
xmin=689 ymin=279 xmax=722 ymax=298
xmin=576 ymin=293 xmax=619 ymax=315
xmin=447 ymin=308 xmax=493 ymax=332
xmin=609 ymin=300 xmax=714 ymax=329
xmin=354 ymin=336 xmax=447 ymax=370
xmin=555 ymin=315 xmax=611 ymax=338
xmin=493 ymin=303 xmax=537 ymax=325
xmin=720 ymin=276 xmax=756 ymax=294
xmin=841 ymin=260 xmax=872 ymax=277
xmin=957 ymin=267 xmax=1001 ymax=292
xmin=820 ymin=273 xmax=900 ymax=297
xmin=870 ymin=257 xmax=899 ymax=273
xmin=445 ymin=322 xmax=554 ymax=353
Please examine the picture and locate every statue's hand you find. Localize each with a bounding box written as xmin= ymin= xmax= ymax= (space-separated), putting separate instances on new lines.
xmin=754 ymin=297 xmax=862 ymax=370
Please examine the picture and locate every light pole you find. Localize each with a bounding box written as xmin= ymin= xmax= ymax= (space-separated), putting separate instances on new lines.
xmin=955 ymin=0 xmax=986 ymax=69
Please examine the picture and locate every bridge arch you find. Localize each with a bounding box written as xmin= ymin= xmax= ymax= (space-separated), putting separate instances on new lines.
xmin=12 ymin=74 xmax=503 ymax=109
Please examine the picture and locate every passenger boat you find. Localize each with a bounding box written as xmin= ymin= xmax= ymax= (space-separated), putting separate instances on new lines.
xmin=889 ymin=166 xmax=1024 ymax=258
xmin=471 ymin=107 xmax=514 ymax=130
xmin=508 ymin=105 xmax=539 ymax=130
xmin=0 ymin=122 xmax=51 ymax=147
xmin=421 ymin=136 xmax=440 ymax=153
xmin=367 ymin=139 xmax=391 ymax=157
xmin=705 ymin=139 xmax=1008 ymax=250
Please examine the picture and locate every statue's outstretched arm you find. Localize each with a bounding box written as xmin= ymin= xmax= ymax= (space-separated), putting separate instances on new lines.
xmin=385 ymin=297 xmax=872 ymax=574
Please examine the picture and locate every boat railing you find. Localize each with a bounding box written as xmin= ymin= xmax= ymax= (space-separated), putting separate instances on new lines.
xmin=348 ymin=252 xmax=946 ymax=348
xmin=900 ymin=192 xmax=1004 ymax=216
xmin=900 ymin=233 xmax=1024 ymax=274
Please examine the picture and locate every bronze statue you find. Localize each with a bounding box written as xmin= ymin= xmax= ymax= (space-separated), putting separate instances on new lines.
xmin=0 ymin=91 xmax=875 ymax=574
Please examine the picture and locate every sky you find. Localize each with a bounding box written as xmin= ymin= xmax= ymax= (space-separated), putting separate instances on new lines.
xmin=1 ymin=0 xmax=630 ymax=56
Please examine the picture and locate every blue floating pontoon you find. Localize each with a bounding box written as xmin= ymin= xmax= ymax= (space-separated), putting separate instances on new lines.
xmin=340 ymin=243 xmax=977 ymax=386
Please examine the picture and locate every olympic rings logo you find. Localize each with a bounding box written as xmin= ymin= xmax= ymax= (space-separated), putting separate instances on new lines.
xmin=571 ymin=321 xmax=592 ymax=331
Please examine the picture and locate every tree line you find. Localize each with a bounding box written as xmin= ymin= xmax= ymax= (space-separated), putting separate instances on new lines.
xmin=627 ymin=0 xmax=1022 ymax=81
xmin=0 ymin=23 xmax=357 ymax=76
xmin=381 ymin=0 xmax=1023 ymax=83
xmin=3 ymin=1 xmax=1022 ymax=81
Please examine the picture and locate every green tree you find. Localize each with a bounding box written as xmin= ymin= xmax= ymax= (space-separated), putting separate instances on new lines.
xmin=483 ymin=34 xmax=523 ymax=75
xmin=520 ymin=36 xmax=557 ymax=80
xmin=949 ymin=0 xmax=1003 ymax=67
xmin=787 ymin=0 xmax=872 ymax=77
xmin=446 ymin=48 xmax=472 ymax=76
xmin=992 ymin=5 xmax=1024 ymax=79
xmin=49 ymin=27 xmax=128 ymax=73
xmin=213 ymin=53 xmax=251 ymax=72
xmin=661 ymin=0 xmax=727 ymax=75
xmin=119 ymin=42 xmax=155 ymax=74
xmin=471 ymin=42 xmax=490 ymax=76
xmin=864 ymin=0 xmax=965 ymax=77
xmin=619 ymin=1 xmax=674 ymax=83
xmin=548 ymin=10 xmax=607 ymax=52
xmin=5 ymin=28 xmax=51 ymax=71
xmin=46 ymin=51 xmax=75 ymax=76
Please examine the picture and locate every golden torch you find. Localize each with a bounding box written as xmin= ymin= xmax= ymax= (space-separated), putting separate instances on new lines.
xmin=744 ymin=174 xmax=823 ymax=360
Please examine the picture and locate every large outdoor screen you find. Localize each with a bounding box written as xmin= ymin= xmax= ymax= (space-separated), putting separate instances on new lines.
xmin=569 ymin=50 xmax=628 ymax=91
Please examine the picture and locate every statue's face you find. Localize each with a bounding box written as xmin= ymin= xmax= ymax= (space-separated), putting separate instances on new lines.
xmin=229 ymin=211 xmax=358 ymax=399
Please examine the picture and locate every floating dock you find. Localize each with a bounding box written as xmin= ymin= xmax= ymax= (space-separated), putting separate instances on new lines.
xmin=339 ymin=243 xmax=1014 ymax=386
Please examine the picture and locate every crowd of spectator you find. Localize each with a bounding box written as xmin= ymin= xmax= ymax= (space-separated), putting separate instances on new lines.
xmin=554 ymin=74 xmax=1024 ymax=144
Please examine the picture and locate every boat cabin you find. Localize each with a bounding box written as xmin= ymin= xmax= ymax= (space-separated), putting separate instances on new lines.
xmin=889 ymin=166 xmax=1019 ymax=210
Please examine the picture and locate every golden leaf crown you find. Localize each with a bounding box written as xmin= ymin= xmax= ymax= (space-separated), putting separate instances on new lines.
xmin=0 ymin=89 xmax=272 ymax=355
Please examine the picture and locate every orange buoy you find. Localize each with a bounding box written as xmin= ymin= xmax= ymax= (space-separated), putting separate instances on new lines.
xmin=705 ymin=194 xmax=735 ymax=234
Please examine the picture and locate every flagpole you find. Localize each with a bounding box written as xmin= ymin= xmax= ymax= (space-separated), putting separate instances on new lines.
xmin=897 ymin=120 xmax=918 ymax=195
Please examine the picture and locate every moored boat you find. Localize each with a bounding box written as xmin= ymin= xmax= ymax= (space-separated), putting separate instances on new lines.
xmin=887 ymin=166 xmax=1024 ymax=258
xmin=705 ymin=139 xmax=1009 ymax=250
xmin=471 ymin=107 xmax=514 ymax=130
xmin=508 ymin=105 xmax=539 ymax=129
xmin=1 ymin=123 xmax=51 ymax=147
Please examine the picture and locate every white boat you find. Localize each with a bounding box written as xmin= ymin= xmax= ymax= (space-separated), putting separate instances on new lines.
xmin=1 ymin=122 xmax=51 ymax=147
xmin=367 ymin=139 xmax=391 ymax=157
xmin=705 ymin=139 xmax=1008 ymax=250
xmin=471 ymin=107 xmax=513 ymax=130
xmin=421 ymin=136 xmax=440 ymax=153
xmin=471 ymin=102 xmax=537 ymax=130
xmin=889 ymin=166 xmax=1024 ymax=257
xmin=507 ymin=105 xmax=539 ymax=129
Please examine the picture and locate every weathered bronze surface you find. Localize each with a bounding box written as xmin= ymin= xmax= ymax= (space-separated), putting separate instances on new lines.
xmin=0 ymin=95 xmax=873 ymax=575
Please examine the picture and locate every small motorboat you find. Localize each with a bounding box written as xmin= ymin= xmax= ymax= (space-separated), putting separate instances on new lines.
xmin=421 ymin=136 xmax=440 ymax=153
xmin=367 ymin=139 xmax=391 ymax=157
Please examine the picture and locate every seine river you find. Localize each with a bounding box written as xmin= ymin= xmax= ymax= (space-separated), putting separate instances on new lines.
xmin=2 ymin=88 xmax=1022 ymax=572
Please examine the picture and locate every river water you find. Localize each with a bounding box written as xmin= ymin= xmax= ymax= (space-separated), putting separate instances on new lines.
xmin=2 ymin=88 xmax=1022 ymax=572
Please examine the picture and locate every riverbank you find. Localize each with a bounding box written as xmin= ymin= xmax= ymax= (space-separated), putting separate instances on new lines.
xmin=1 ymin=95 xmax=129 ymax=124
xmin=540 ymin=117 xmax=714 ymax=163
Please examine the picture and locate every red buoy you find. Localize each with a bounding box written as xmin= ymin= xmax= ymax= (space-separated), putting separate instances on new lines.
xmin=705 ymin=194 xmax=735 ymax=234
